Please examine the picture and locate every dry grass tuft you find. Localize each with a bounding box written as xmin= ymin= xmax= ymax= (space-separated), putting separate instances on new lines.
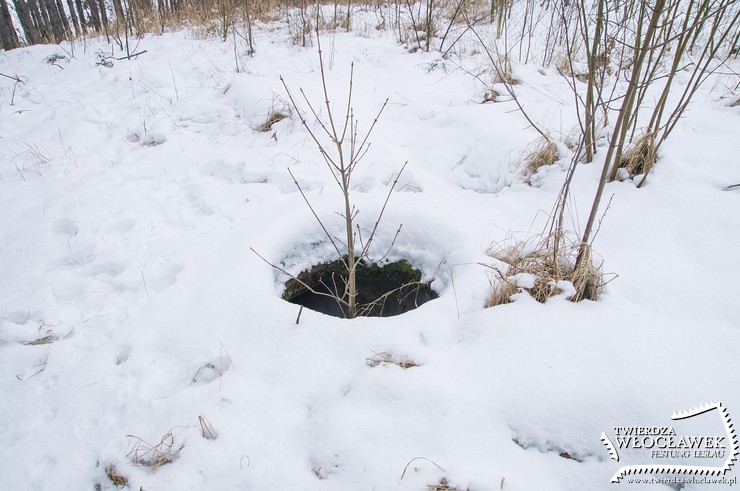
xmin=126 ymin=429 xmax=181 ymax=473
xmin=312 ymin=465 xmax=327 ymax=480
xmin=569 ymin=244 xmax=600 ymax=302
xmin=524 ymin=137 xmax=559 ymax=175
xmin=485 ymin=233 xmax=602 ymax=306
xmin=366 ymin=352 xmax=417 ymax=369
xmin=484 ymin=275 xmax=518 ymax=308
xmin=620 ymin=131 xmax=657 ymax=178
xmin=558 ymin=450 xmax=583 ymax=462
xmin=482 ymin=89 xmax=500 ymax=103
xmin=105 ymin=464 xmax=128 ymax=487
xmin=428 ymin=478 xmax=467 ymax=491
xmin=553 ymin=51 xmax=583 ymax=81
xmin=493 ymin=60 xmax=518 ymax=85
xmin=563 ymin=126 xmax=582 ymax=151
xmin=257 ymin=109 xmax=289 ymax=133
xmin=198 ymin=415 xmax=217 ymax=440
xmin=529 ymin=275 xmax=562 ymax=302
xmin=22 ymin=332 xmax=58 ymax=345
xmin=513 ymin=436 xmax=585 ymax=462
xmin=22 ymin=325 xmax=59 ymax=346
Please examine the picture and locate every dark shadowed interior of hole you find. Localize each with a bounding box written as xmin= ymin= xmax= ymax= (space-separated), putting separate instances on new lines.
xmin=282 ymin=259 xmax=438 ymax=318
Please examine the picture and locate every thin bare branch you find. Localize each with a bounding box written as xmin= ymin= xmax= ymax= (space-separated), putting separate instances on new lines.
xmin=360 ymin=161 xmax=408 ymax=258
xmin=287 ymin=168 xmax=347 ymax=267
xmin=467 ymin=25 xmax=551 ymax=143
xmin=249 ymin=247 xmax=348 ymax=304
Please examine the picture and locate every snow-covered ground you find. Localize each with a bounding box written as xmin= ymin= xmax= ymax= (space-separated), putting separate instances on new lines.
xmin=1 ymin=13 xmax=739 ymax=491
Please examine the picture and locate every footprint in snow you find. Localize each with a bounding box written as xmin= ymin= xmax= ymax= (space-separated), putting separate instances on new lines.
xmin=110 ymin=219 xmax=135 ymax=234
xmin=48 ymin=241 xmax=99 ymax=269
xmin=191 ymin=357 xmax=232 ymax=385
xmin=1 ymin=309 xmax=31 ymax=325
xmin=126 ymin=131 xmax=167 ymax=147
xmin=115 ymin=344 xmax=131 ymax=365
xmin=142 ymin=260 xmax=184 ymax=293
xmin=52 ymin=217 xmax=79 ymax=237
xmin=88 ymin=261 xmax=127 ymax=279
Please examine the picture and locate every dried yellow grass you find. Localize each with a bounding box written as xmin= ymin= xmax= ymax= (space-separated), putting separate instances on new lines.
xmin=570 ymin=244 xmax=601 ymax=302
xmin=484 ymin=232 xmax=602 ymax=306
xmin=492 ymin=59 xmax=518 ymax=85
xmin=366 ymin=352 xmax=417 ymax=369
xmin=105 ymin=464 xmax=128 ymax=487
xmin=22 ymin=332 xmax=58 ymax=346
xmin=428 ymin=478 xmax=467 ymax=491
xmin=257 ymin=109 xmax=288 ymax=133
xmin=126 ymin=429 xmax=181 ymax=473
xmin=553 ymin=50 xmax=583 ymax=80
xmin=198 ymin=415 xmax=218 ymax=440
xmin=524 ymin=137 xmax=559 ymax=175
xmin=484 ymin=275 xmax=518 ymax=308
xmin=620 ymin=131 xmax=657 ymax=178
xmin=482 ymin=88 xmax=500 ymax=103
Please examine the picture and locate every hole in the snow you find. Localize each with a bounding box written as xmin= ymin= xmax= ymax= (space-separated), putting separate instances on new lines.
xmin=282 ymin=259 xmax=438 ymax=318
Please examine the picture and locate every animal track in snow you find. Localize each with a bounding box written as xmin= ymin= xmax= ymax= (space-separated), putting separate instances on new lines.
xmin=52 ymin=218 xmax=79 ymax=236
xmin=116 ymin=344 xmax=131 ymax=365
xmin=191 ymin=357 xmax=232 ymax=385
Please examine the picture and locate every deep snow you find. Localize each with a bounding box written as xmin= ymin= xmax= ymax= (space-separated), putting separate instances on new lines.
xmin=1 ymin=14 xmax=739 ymax=491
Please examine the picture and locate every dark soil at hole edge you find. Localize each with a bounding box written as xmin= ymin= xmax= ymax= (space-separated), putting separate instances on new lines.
xmin=283 ymin=259 xmax=438 ymax=318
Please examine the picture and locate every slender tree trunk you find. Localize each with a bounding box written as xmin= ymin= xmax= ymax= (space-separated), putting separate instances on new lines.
xmin=66 ymin=0 xmax=81 ymax=35
xmin=0 ymin=0 xmax=20 ymax=49
xmin=55 ymin=0 xmax=72 ymax=35
xmin=577 ymin=0 xmax=666 ymax=269
xmin=87 ymin=0 xmax=101 ymax=31
xmin=244 ymin=0 xmax=254 ymax=54
xmin=583 ymin=0 xmax=603 ymax=163
xmin=36 ymin=0 xmax=53 ymax=40
xmin=27 ymin=0 xmax=47 ymax=40
xmin=424 ymin=0 xmax=432 ymax=51
xmin=607 ymin=0 xmax=667 ymax=182
xmin=299 ymin=0 xmax=306 ymax=47
xmin=157 ymin=0 xmax=166 ymax=31
xmin=112 ymin=0 xmax=124 ymax=22
xmin=342 ymin=175 xmax=357 ymax=318
xmin=346 ymin=0 xmax=350 ymax=30
xmin=97 ymin=0 xmax=109 ymax=37
xmin=74 ymin=0 xmax=86 ymax=32
xmin=43 ymin=0 xmax=66 ymax=41
xmin=13 ymin=0 xmax=40 ymax=44
xmin=647 ymin=0 xmax=696 ymax=135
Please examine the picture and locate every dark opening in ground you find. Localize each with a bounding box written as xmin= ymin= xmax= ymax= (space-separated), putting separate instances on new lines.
xmin=282 ymin=259 xmax=438 ymax=318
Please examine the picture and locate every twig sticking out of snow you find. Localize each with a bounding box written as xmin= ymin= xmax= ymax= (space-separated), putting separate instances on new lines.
xmin=198 ymin=415 xmax=217 ymax=440
xmin=126 ymin=429 xmax=182 ymax=473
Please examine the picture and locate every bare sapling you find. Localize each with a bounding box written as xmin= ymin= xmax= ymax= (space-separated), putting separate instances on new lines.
xmin=270 ymin=32 xmax=406 ymax=319
xmin=469 ymin=23 xmax=553 ymax=145
xmin=405 ymin=0 xmax=424 ymax=50
xmin=575 ymin=0 xmax=737 ymax=274
xmin=628 ymin=0 xmax=739 ymax=187
xmin=423 ymin=0 xmax=435 ymax=51
xmin=466 ymin=20 xmax=605 ymax=304
xmin=580 ymin=0 xmax=605 ymax=163
xmin=244 ymin=0 xmax=255 ymax=54
xmin=490 ymin=0 xmax=511 ymax=39
xmin=576 ymin=0 xmax=667 ymax=272
xmin=486 ymin=134 xmax=605 ymax=306
xmin=438 ymin=0 xmax=466 ymax=54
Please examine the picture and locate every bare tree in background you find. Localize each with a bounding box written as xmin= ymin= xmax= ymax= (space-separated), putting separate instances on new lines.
xmin=12 ymin=0 xmax=40 ymax=44
xmin=0 ymin=0 xmax=19 ymax=49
